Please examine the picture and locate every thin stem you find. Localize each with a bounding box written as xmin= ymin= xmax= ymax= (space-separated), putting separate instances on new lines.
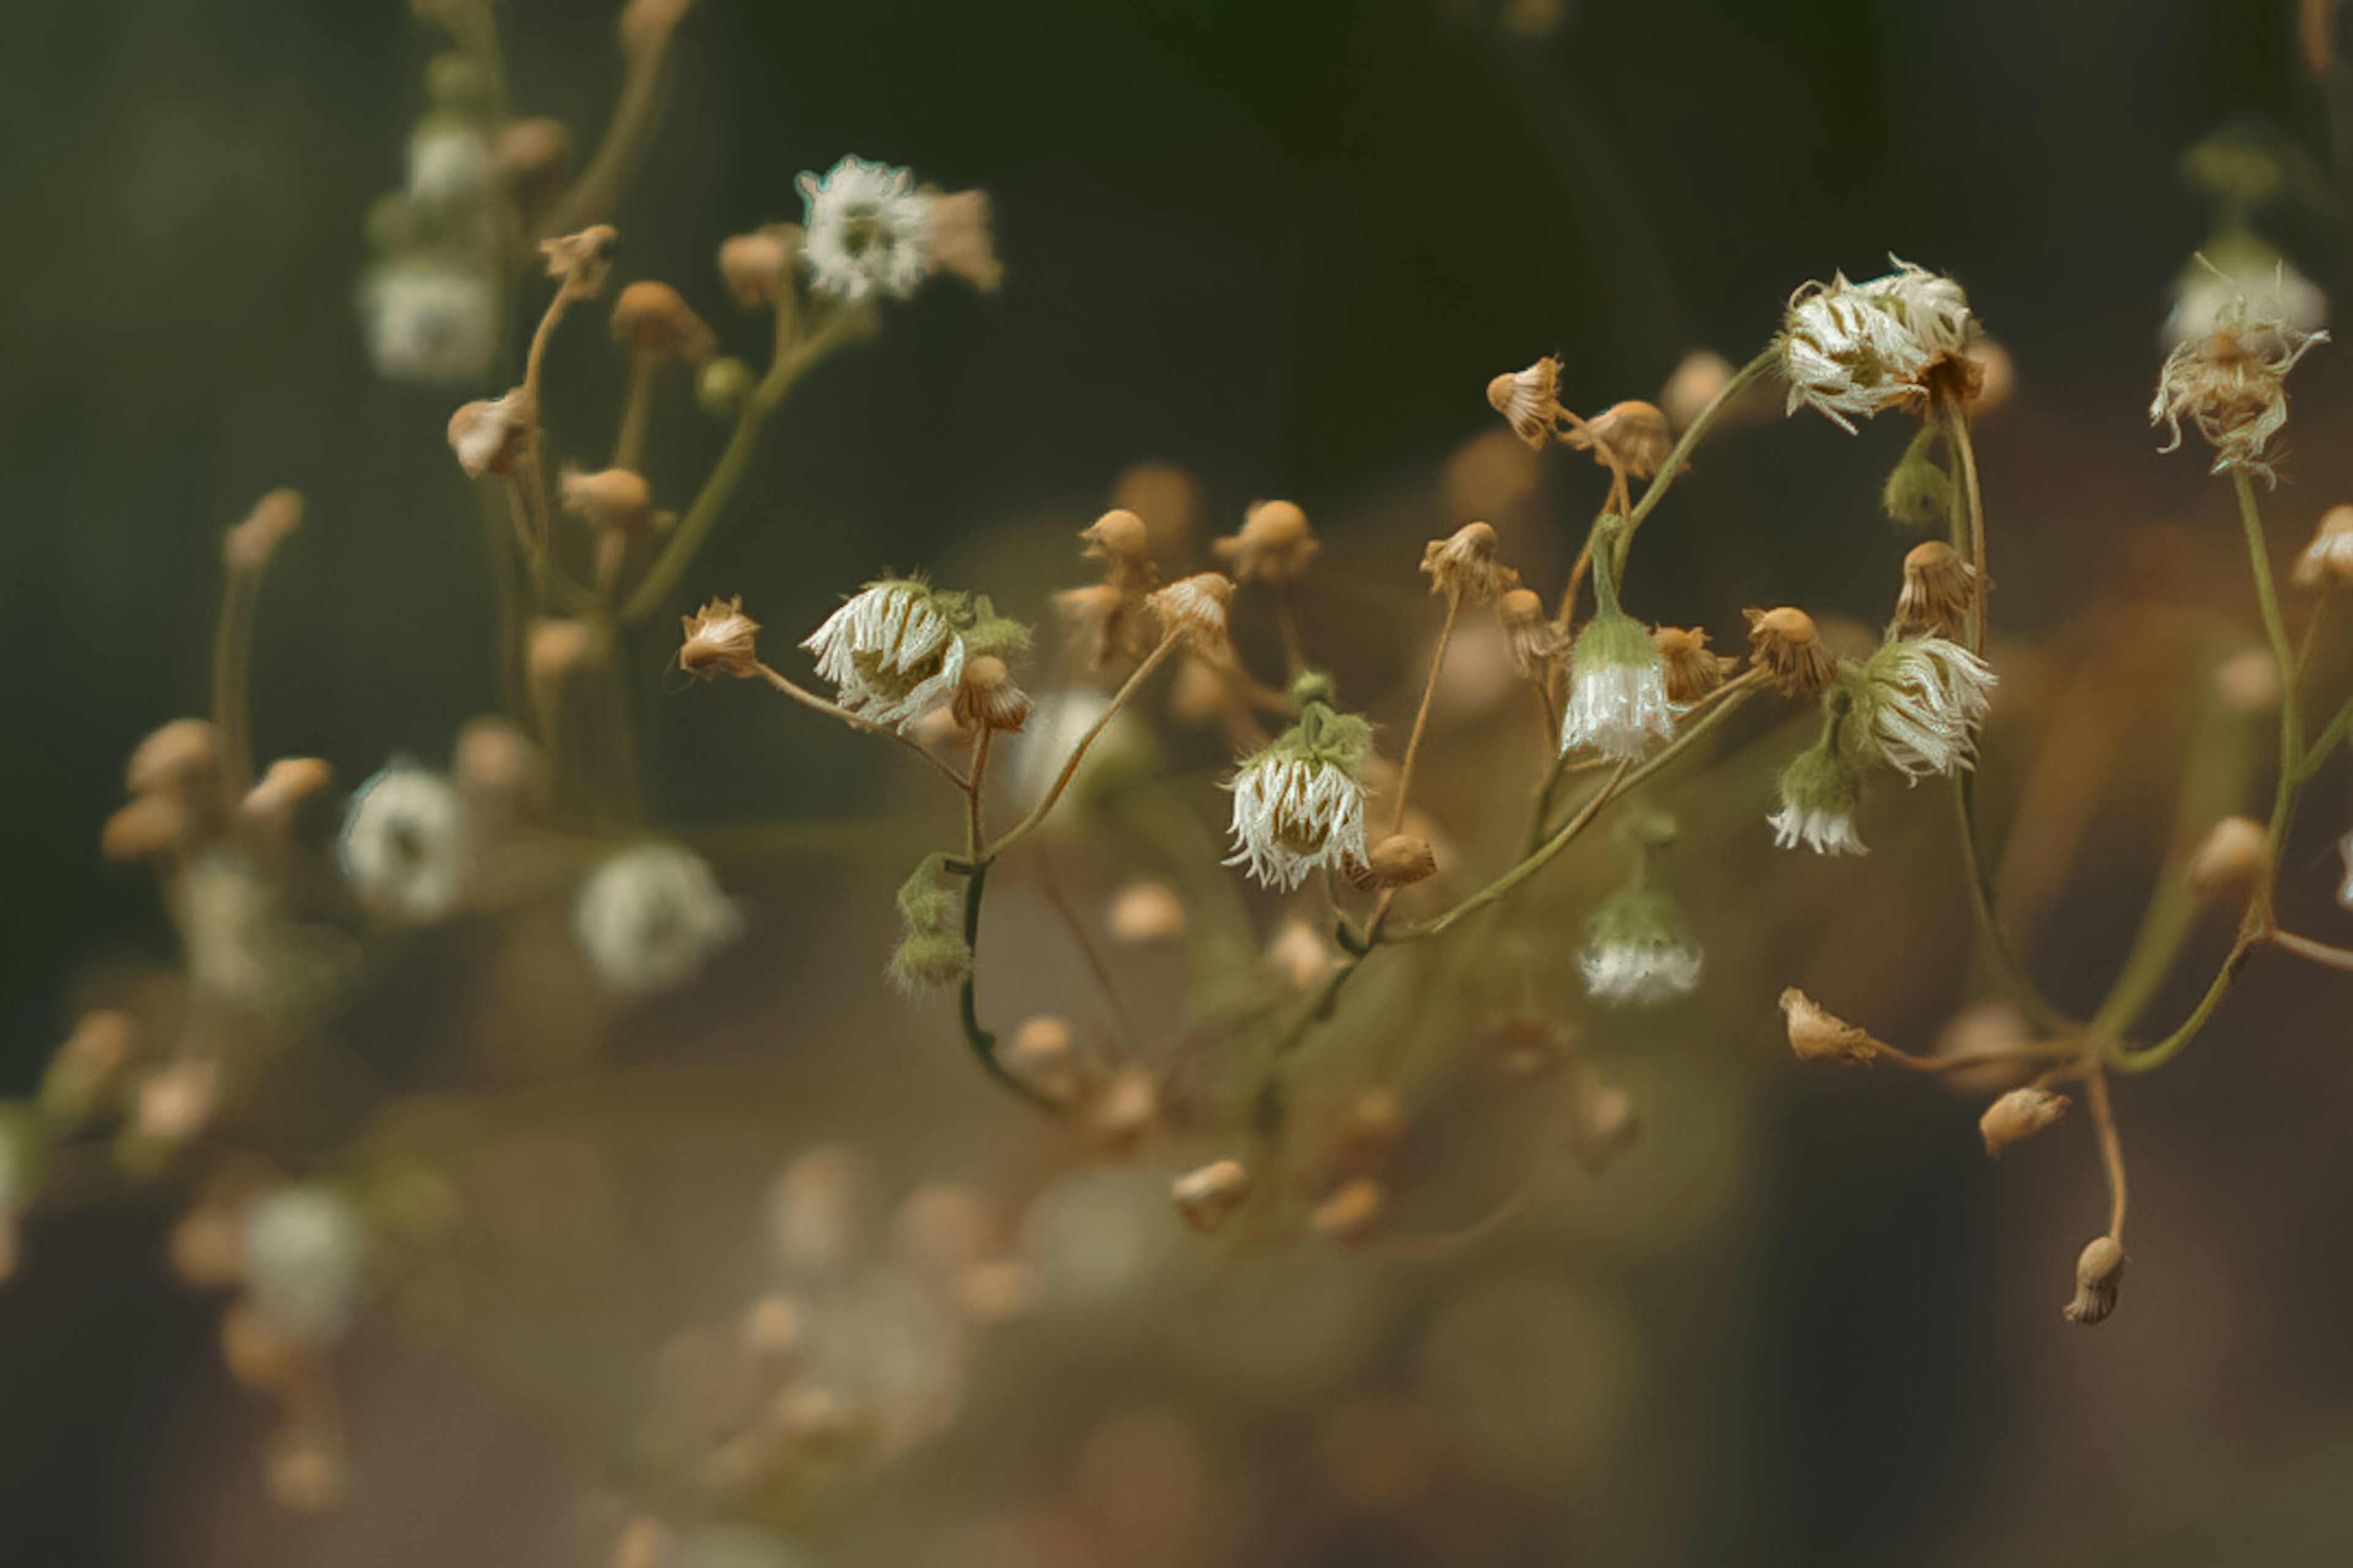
xmin=2085 ymin=1059 xmax=2128 ymax=1239
xmin=539 ymin=27 xmax=680 ymax=240
xmin=211 ymin=564 xmax=262 ymax=797
xmin=966 ymin=727 xmax=993 ymax=856
xmin=950 ymin=860 xmax=1060 ymax=1115
xmin=1953 ymin=773 xmax=2078 ymax=1036
xmin=984 ymin=634 xmax=1178 ymax=860
xmin=749 ymin=662 xmax=970 ymax=792
xmin=1615 ymin=347 xmax=1777 ymax=556
xmin=1389 ymin=593 xmax=1463 ymax=835
xmin=1944 ymin=401 xmax=1990 ymax=656
xmin=612 ymin=354 xmax=656 ymax=474
xmin=1273 ymin=585 xmax=1308 ymax=681
xmin=2267 ymin=927 xmax=2353 ymax=972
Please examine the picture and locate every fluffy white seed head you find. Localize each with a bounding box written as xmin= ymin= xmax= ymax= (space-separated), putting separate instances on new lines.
xmin=573 ymin=842 xmax=743 ymax=998
xmin=797 ymin=156 xmax=933 ymax=303
xmin=338 ymin=765 xmax=469 ymax=923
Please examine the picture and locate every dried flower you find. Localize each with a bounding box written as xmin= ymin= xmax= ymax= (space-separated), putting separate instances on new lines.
xmin=680 ymin=596 xmax=762 ymax=680
xmin=1567 ymin=400 xmax=1673 ymax=479
xmin=951 ymin=654 xmax=1033 ymax=733
xmin=1419 ymin=521 xmax=1518 ymax=605
xmin=1979 ymin=1087 xmax=2071 ymax=1156
xmin=1350 ymin=833 xmax=1437 ymax=891
xmin=1653 ymin=626 xmax=1730 ymax=705
xmin=1487 ymin=356 xmax=1567 ymax=449
xmin=447 ymin=389 xmax=532 ymax=477
xmin=1145 ymin=572 xmax=1237 ymax=655
xmin=1771 ymin=717 xmax=1869 ymax=856
xmin=1893 ymin=540 xmax=1977 ymax=638
xmin=1563 ymin=612 xmax=1676 ymax=762
xmin=2062 ymin=1235 xmax=2126 ymax=1325
xmin=2186 ymin=814 xmax=2270 ymax=898
xmin=612 ymin=281 xmax=715 ymax=361
xmin=803 ymin=579 xmax=971 ymax=731
xmin=574 ymin=842 xmax=743 ymax=996
xmin=2293 ymin=504 xmax=2353 ymax=589
xmin=1847 ymin=636 xmax=1996 ymax=779
xmin=560 ymin=466 xmax=653 ymax=532
xmin=1779 ymin=987 xmax=1875 ymax=1064
xmin=1743 ymin=606 xmax=1836 ymax=695
xmin=338 ymin=763 xmax=469 ymax=922
xmin=243 ymin=1184 xmax=367 ymax=1345
xmin=2151 ymin=261 xmax=2327 ymax=482
xmin=1581 ymin=880 xmax=1702 ymax=1006
xmin=1170 ymin=1161 xmax=1252 ymax=1232
xmin=718 ymin=223 xmax=801 ymax=306
xmin=1780 ymin=259 xmax=1972 ymax=432
xmin=796 ymin=156 xmax=932 ymax=303
xmin=1498 ymin=588 xmax=1561 ymax=680
xmin=1213 ymin=500 xmax=1319 ymax=585
xmin=1081 ymin=508 xmax=1160 ymax=597
xmin=542 ymin=224 xmax=617 ymax=298
xmin=1226 ymin=692 xmax=1371 ymax=890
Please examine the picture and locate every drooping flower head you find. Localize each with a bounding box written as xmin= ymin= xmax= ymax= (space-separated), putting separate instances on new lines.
xmin=802 ymin=578 xmax=976 ymax=731
xmin=1560 ymin=528 xmax=1677 ymax=761
xmin=1769 ymin=699 xmax=1870 ymax=857
xmin=1780 ymin=257 xmax=1975 ymax=431
xmin=1893 ymin=540 xmax=1978 ymax=639
xmin=1581 ymin=824 xmax=1701 ymax=1006
xmin=796 ymin=156 xmax=934 ymax=303
xmin=1842 ymin=635 xmax=1996 ymax=781
xmin=1225 ymin=675 xmax=1372 ymax=890
xmin=338 ymin=762 xmax=469 ymax=922
xmin=573 ymin=841 xmax=743 ymax=998
xmin=2151 ymin=259 xmax=2328 ymax=483
xmin=1487 ymin=356 xmax=1569 ymax=449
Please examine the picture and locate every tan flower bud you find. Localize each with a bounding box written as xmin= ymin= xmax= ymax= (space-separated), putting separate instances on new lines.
xmin=1144 ymin=572 xmax=1235 ymax=655
xmin=1081 ymin=507 xmax=1159 ymax=597
xmin=1487 ymin=355 xmax=1567 ymax=449
xmin=126 ymin=718 xmax=225 ymax=799
xmin=611 ymin=280 xmax=714 ymax=361
xmin=1309 ymin=1177 xmax=1384 ymax=1242
xmin=718 ymin=223 xmax=801 ymax=306
xmin=1568 ymin=400 xmax=1673 ymax=479
xmin=1108 ymin=881 xmax=1186 ymax=943
xmin=678 ymin=596 xmax=762 ymax=680
xmin=1978 ymin=1086 xmax=2071 ymax=1156
xmin=952 ymin=654 xmax=1033 ymax=733
xmin=2186 ymin=814 xmax=2269 ymax=898
xmin=223 ymin=489 xmax=304 ymax=572
xmin=560 ymin=466 xmax=653 ymax=534
xmin=1497 ymin=588 xmax=1561 ymax=680
xmin=1744 ymin=606 xmax=1837 ymax=695
xmin=2061 ymin=1235 xmax=2126 ymax=1326
xmin=1212 ymin=500 xmax=1319 ymax=584
xmin=1779 ymin=987 xmax=1876 ymax=1065
xmin=1349 ymin=833 xmax=1437 ymax=891
xmin=1652 ymin=625 xmax=1731 ymax=704
xmin=1894 ymin=540 xmax=1978 ymax=638
xmin=2292 ymin=502 xmax=2353 ymax=589
xmin=540 ymin=224 xmax=617 ymax=298
xmin=1419 ymin=521 xmax=1518 ymax=605
xmin=447 ymin=388 xmax=532 ymax=477
xmin=1170 ymin=1159 xmax=1252 ymax=1232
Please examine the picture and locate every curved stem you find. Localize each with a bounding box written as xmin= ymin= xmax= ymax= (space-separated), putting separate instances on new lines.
xmin=984 ymin=635 xmax=1176 ymax=860
xmin=1389 ymin=594 xmax=1463 ymax=835
xmin=1614 ymin=347 xmax=1777 ymax=561
xmin=2265 ymin=927 xmax=2353 ymax=972
xmin=750 ymin=662 xmax=970 ymax=792
xmin=539 ymin=26 xmax=680 ymax=240
xmin=1944 ymin=401 xmax=1990 ymax=655
xmin=1953 ymin=773 xmax=2078 ymax=1035
xmin=2085 ymin=1058 xmax=2128 ymax=1240
xmin=950 ymin=860 xmax=1059 ymax=1114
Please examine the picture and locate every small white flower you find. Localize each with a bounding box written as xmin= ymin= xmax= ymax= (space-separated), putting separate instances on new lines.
xmin=243 ymin=1184 xmax=367 ymax=1345
xmin=359 ymin=260 xmax=498 ymax=384
xmin=1770 ymin=729 xmax=1869 ymax=856
xmin=1854 ymin=637 xmax=1996 ymax=780
xmin=1770 ymin=803 xmax=1869 ymax=857
xmin=796 ymin=156 xmax=933 ymax=303
xmin=1562 ymin=615 xmax=1678 ymax=762
xmin=574 ymin=842 xmax=743 ymax=997
xmin=1579 ymin=939 xmax=1704 ymax=1006
xmin=802 ymin=580 xmax=970 ymax=732
xmin=1225 ymin=702 xmax=1373 ymax=892
xmin=339 ymin=764 xmax=469 ymax=922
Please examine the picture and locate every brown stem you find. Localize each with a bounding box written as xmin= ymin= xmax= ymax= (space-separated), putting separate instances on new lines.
xmin=749 ymin=661 xmax=971 ymax=792
xmin=1389 ymin=593 xmax=1463 ymax=835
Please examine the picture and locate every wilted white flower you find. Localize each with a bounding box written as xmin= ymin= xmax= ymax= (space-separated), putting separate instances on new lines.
xmin=359 ymin=260 xmax=498 ymax=384
xmin=1562 ymin=613 xmax=1677 ymax=762
xmin=2151 ymin=260 xmax=2328 ymax=482
xmin=803 ymin=580 xmax=970 ymax=731
xmin=1862 ymin=257 xmax=1973 ymax=358
xmin=1580 ymin=882 xmax=1702 ymax=1006
xmin=574 ymin=842 xmax=743 ymax=997
xmin=1781 ymin=259 xmax=1971 ymax=432
xmin=243 ymin=1184 xmax=367 ymax=1345
xmin=797 ymin=156 xmax=933 ymax=303
xmin=1770 ymin=729 xmax=1869 ymax=856
xmin=1849 ymin=636 xmax=1995 ymax=780
xmin=1225 ymin=698 xmax=1372 ymax=891
xmin=338 ymin=764 xmax=468 ymax=922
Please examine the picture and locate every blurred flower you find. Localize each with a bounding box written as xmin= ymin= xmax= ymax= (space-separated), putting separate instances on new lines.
xmin=2163 ymin=235 xmax=2327 ymax=348
xmin=2293 ymin=504 xmax=2353 ymax=589
xmin=338 ymin=763 xmax=469 ymax=922
xmin=1581 ymin=880 xmax=1700 ymax=1006
xmin=360 ymin=260 xmax=498 ymax=384
xmin=242 ymin=1184 xmax=367 ymax=1345
xmin=796 ymin=156 xmax=932 ymax=303
xmin=574 ymin=843 xmax=743 ymax=996
xmin=407 ymin=116 xmax=490 ymax=205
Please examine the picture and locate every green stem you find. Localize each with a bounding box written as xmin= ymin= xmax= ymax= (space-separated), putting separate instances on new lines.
xmin=983 ymin=635 xmax=1177 ymax=860
xmin=1944 ymin=401 xmax=1989 ymax=656
xmin=950 ymin=861 xmax=1058 ymax=1113
xmin=538 ymin=23 xmax=678 ymax=240
xmin=1612 ymin=346 xmax=1776 ymax=570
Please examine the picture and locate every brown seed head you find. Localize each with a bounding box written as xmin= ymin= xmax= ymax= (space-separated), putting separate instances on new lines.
xmin=1653 ymin=625 xmax=1731 ymax=704
xmin=560 ymin=466 xmax=653 ymax=532
xmin=1978 ymin=1086 xmax=2072 ymax=1156
xmin=1349 ymin=833 xmax=1438 ymax=892
xmin=678 ymin=596 xmax=762 ymax=680
xmin=1145 ymin=572 xmax=1235 ymax=655
xmin=2062 ymin=1235 xmax=2126 ymax=1326
xmin=1170 ymin=1159 xmax=1252 ymax=1232
xmin=718 ymin=223 xmax=801 ymax=306
xmin=224 ymin=489 xmax=304 ymax=573
xmin=1744 ymin=606 xmax=1837 ymax=695
xmin=952 ymin=654 xmax=1033 ymax=733
xmin=1213 ymin=499 xmax=1319 ymax=584
xmin=1568 ymin=400 xmax=1674 ymax=479
xmin=1419 ymin=520 xmax=1518 ymax=605
xmin=1895 ymin=540 xmax=1978 ymax=637
xmin=1488 ymin=356 xmax=1567 ymax=449
xmin=611 ymin=281 xmax=714 ymax=360
xmin=1497 ymin=588 xmax=1561 ymax=680
xmin=1779 ymin=987 xmax=1876 ymax=1065
xmin=1080 ymin=507 xmax=1160 ymax=597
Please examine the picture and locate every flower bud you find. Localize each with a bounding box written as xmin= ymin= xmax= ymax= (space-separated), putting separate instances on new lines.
xmin=1779 ymin=987 xmax=1875 ymax=1064
xmin=718 ymin=224 xmax=800 ymax=306
xmin=126 ymin=718 xmax=225 ymax=800
xmin=2186 ymin=814 xmax=2268 ymax=898
xmin=695 ymin=356 xmax=754 ymax=417
xmin=2061 ymin=1235 xmax=2126 ymax=1326
xmin=1569 ymin=400 xmax=1673 ymax=479
xmin=1351 ymin=833 xmax=1437 ymax=891
xmin=1170 ymin=1160 xmax=1252 ymax=1232
xmin=448 ymin=389 xmax=532 ymax=477
xmin=612 ymin=281 xmax=715 ymax=361
xmin=1652 ymin=625 xmax=1730 ymax=704
xmin=1081 ymin=507 xmax=1159 ymax=597
xmin=1419 ymin=521 xmax=1518 ymax=606
xmin=2294 ymin=504 xmax=2353 ymax=589
xmin=238 ymin=757 xmax=333 ymax=833
xmin=1978 ymin=1087 xmax=2071 ymax=1156
xmin=951 ymin=654 xmax=1033 ymax=733
xmin=1089 ymin=1067 xmax=1158 ymax=1153
xmin=1743 ymin=606 xmax=1836 ymax=695
xmin=1881 ymin=430 xmax=1953 ymax=529
xmin=678 ymin=596 xmax=762 ymax=680
xmin=560 ymin=466 xmax=653 ymax=533
xmin=1498 ymin=588 xmax=1561 ymax=680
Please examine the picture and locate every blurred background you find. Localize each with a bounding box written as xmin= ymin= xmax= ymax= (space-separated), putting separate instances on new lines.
xmin=6 ymin=1 xmax=2353 ymax=1564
